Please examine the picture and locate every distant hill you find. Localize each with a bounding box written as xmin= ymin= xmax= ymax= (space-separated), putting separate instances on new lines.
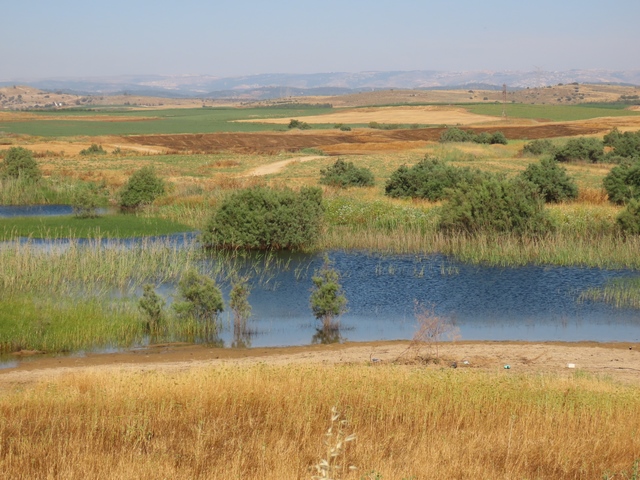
xmin=2 ymin=70 xmax=639 ymax=99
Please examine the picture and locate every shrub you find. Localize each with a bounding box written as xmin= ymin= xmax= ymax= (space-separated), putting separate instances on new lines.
xmin=288 ymin=119 xmax=311 ymax=130
xmin=0 ymin=147 xmax=41 ymax=181
xmin=438 ymin=177 xmax=552 ymax=235
xmin=440 ymin=127 xmax=474 ymax=143
xmin=79 ymin=144 xmax=107 ymax=156
xmin=439 ymin=128 xmax=508 ymax=145
xmin=71 ymin=182 xmax=109 ymax=218
xmin=310 ymin=256 xmax=347 ymax=329
xmin=119 ymin=166 xmax=165 ymax=210
xmin=138 ymin=284 xmax=165 ymax=333
xmin=385 ymin=157 xmax=489 ymax=201
xmin=230 ymin=276 xmax=252 ymax=328
xmin=522 ymin=139 xmax=557 ymax=156
xmin=554 ymin=137 xmax=604 ymax=163
xmin=172 ymin=270 xmax=224 ymax=323
xmin=202 ymin=186 xmax=324 ymax=250
xmin=339 ymin=125 xmax=351 ymax=131
xmin=603 ymin=159 xmax=640 ymax=205
xmin=520 ymin=157 xmax=578 ymax=203
xmin=319 ymin=159 xmax=374 ymax=188
xmin=617 ymin=200 xmax=640 ymax=235
xmin=603 ymin=128 xmax=640 ymax=159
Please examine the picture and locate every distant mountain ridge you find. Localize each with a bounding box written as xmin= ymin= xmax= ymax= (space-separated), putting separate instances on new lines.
xmin=2 ymin=70 xmax=639 ymax=98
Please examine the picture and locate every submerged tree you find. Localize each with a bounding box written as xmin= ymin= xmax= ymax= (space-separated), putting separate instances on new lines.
xmin=173 ymin=270 xmax=224 ymax=323
xmin=138 ymin=284 xmax=166 ymax=333
xmin=310 ymin=256 xmax=347 ymax=331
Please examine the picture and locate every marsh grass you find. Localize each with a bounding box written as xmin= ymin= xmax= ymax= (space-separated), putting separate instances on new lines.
xmin=580 ymin=277 xmax=640 ymax=309
xmin=0 ymin=215 xmax=192 ymax=240
xmin=1 ymin=364 xmax=640 ymax=479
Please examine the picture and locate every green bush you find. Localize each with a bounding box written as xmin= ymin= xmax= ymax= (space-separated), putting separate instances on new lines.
xmin=138 ymin=284 xmax=166 ymax=333
xmin=385 ymin=157 xmax=489 ymax=201
xmin=119 ymin=166 xmax=165 ymax=210
xmin=439 ymin=128 xmax=508 ymax=145
xmin=603 ymin=128 xmax=640 ymax=159
xmin=79 ymin=144 xmax=107 ymax=156
xmin=0 ymin=147 xmax=41 ymax=181
xmin=438 ymin=177 xmax=552 ymax=235
xmin=520 ymin=157 xmax=578 ymax=203
xmin=617 ymin=200 xmax=640 ymax=235
xmin=319 ymin=159 xmax=374 ymax=188
xmin=172 ymin=270 xmax=224 ymax=323
xmin=340 ymin=125 xmax=352 ymax=131
xmin=288 ymin=119 xmax=311 ymax=130
xmin=603 ymin=159 xmax=640 ymax=205
xmin=554 ymin=137 xmax=604 ymax=163
xmin=202 ymin=186 xmax=324 ymax=250
xmin=310 ymin=256 xmax=347 ymax=327
xmin=522 ymin=139 xmax=557 ymax=156
xmin=71 ymin=182 xmax=109 ymax=218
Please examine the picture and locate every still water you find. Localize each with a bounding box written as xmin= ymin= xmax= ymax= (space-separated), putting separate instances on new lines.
xmin=207 ymin=251 xmax=640 ymax=347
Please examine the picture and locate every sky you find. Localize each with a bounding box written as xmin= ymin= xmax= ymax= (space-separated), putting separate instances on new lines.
xmin=1 ymin=0 xmax=639 ymax=81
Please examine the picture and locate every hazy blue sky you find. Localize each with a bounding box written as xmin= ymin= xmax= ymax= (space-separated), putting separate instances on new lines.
xmin=2 ymin=0 xmax=639 ymax=80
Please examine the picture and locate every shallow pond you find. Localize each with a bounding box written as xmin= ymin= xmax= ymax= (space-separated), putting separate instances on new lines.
xmin=197 ymin=251 xmax=640 ymax=347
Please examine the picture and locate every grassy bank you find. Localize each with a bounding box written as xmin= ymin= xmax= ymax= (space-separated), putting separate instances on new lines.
xmin=0 ymin=214 xmax=193 ymax=240
xmin=1 ymin=364 xmax=639 ymax=479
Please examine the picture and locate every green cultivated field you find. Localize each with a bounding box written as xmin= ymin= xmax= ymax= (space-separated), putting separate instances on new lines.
xmin=466 ymin=103 xmax=640 ymax=121
xmin=0 ymin=106 xmax=334 ymax=137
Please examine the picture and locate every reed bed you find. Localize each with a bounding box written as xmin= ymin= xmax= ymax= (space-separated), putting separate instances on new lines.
xmin=580 ymin=277 xmax=640 ymax=309
xmin=1 ymin=364 xmax=639 ymax=479
xmin=322 ymin=226 xmax=640 ymax=269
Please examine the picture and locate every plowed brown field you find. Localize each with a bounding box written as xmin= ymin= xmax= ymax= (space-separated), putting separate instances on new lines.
xmin=122 ymin=121 xmax=624 ymax=154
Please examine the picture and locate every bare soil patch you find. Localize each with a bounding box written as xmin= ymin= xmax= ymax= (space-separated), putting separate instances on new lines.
xmin=2 ymin=341 xmax=639 ymax=386
xmin=122 ymin=119 xmax=625 ymax=155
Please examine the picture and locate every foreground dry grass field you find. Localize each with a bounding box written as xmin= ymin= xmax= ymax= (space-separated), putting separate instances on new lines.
xmin=2 ymin=347 xmax=640 ymax=480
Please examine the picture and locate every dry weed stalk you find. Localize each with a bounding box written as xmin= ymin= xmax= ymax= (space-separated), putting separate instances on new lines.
xmin=312 ymin=406 xmax=357 ymax=480
xmin=397 ymin=301 xmax=459 ymax=363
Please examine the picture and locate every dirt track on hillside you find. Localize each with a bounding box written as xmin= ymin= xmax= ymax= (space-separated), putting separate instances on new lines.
xmin=122 ymin=120 xmax=637 ymax=155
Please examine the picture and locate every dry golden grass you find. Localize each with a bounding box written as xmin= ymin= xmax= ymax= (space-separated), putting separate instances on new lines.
xmin=1 ymin=364 xmax=639 ymax=479
xmin=236 ymin=106 xmax=497 ymax=126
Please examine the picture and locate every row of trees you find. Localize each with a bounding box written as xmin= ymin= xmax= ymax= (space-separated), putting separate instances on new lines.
xmin=139 ymin=257 xmax=347 ymax=341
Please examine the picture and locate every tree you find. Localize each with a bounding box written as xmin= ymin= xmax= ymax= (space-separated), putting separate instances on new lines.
xmin=310 ymin=256 xmax=347 ymax=330
xmin=1 ymin=147 xmax=41 ymax=181
xmin=520 ymin=157 xmax=578 ymax=203
xmin=203 ymin=186 xmax=324 ymax=250
xmin=319 ymin=159 xmax=374 ymax=188
xmin=119 ymin=166 xmax=165 ymax=210
xmin=230 ymin=275 xmax=252 ymax=329
xmin=138 ymin=284 xmax=166 ymax=333
xmin=173 ymin=270 xmax=224 ymax=323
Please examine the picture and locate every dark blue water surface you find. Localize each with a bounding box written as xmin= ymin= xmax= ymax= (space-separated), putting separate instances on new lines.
xmin=208 ymin=251 xmax=640 ymax=347
xmin=0 ymin=204 xmax=74 ymax=217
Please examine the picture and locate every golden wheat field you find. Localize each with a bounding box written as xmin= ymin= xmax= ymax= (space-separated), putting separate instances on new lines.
xmin=1 ymin=362 xmax=640 ymax=480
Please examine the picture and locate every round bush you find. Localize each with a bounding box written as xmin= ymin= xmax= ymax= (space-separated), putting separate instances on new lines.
xmin=203 ymin=186 xmax=324 ymax=250
xmin=1 ymin=147 xmax=41 ymax=181
xmin=319 ymin=159 xmax=374 ymax=188
xmin=119 ymin=166 xmax=165 ymax=209
xmin=438 ymin=177 xmax=552 ymax=235
xmin=617 ymin=200 xmax=640 ymax=235
xmin=603 ymin=160 xmax=640 ymax=205
xmin=520 ymin=157 xmax=578 ymax=203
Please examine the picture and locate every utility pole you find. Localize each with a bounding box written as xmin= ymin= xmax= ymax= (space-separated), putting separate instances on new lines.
xmin=502 ymin=84 xmax=507 ymax=120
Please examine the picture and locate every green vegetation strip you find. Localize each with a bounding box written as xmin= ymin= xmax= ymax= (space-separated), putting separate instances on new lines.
xmin=0 ymin=214 xmax=193 ymax=240
xmin=0 ymin=106 xmax=333 ymax=137
xmin=466 ymin=103 xmax=640 ymax=121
